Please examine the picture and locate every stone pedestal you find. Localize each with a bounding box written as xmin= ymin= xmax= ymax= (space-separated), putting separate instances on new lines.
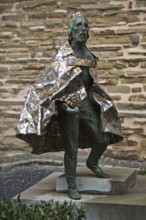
xmin=56 ymin=166 xmax=136 ymax=195
xmin=14 ymin=166 xmax=146 ymax=220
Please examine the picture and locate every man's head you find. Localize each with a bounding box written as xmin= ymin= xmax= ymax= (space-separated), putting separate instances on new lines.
xmin=68 ymin=12 xmax=89 ymax=45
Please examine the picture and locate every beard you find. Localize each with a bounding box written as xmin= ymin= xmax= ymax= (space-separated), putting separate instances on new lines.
xmin=77 ymin=33 xmax=88 ymax=44
xmin=71 ymin=31 xmax=88 ymax=45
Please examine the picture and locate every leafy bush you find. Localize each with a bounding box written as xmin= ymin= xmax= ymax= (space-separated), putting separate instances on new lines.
xmin=137 ymin=168 xmax=146 ymax=175
xmin=0 ymin=196 xmax=86 ymax=220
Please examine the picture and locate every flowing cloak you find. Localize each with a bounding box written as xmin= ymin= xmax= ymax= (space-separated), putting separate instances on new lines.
xmin=16 ymin=41 xmax=123 ymax=154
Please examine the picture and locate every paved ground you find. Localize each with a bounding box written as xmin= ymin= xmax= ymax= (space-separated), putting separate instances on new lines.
xmin=0 ymin=149 xmax=146 ymax=200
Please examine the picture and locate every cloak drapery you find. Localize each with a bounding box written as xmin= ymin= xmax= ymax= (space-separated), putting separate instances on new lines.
xmin=16 ymin=42 xmax=123 ymax=154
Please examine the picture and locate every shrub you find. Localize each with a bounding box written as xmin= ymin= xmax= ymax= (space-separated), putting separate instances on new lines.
xmin=137 ymin=168 xmax=146 ymax=176
xmin=0 ymin=196 xmax=86 ymax=220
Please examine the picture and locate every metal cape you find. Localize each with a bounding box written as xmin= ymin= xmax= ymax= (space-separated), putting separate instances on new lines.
xmin=16 ymin=42 xmax=123 ymax=154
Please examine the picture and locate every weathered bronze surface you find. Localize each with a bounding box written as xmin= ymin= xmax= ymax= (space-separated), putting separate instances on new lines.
xmin=16 ymin=12 xmax=123 ymax=200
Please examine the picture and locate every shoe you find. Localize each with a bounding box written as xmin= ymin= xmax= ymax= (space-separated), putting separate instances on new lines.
xmin=86 ymin=162 xmax=109 ymax=179
xmin=68 ymin=187 xmax=81 ymax=200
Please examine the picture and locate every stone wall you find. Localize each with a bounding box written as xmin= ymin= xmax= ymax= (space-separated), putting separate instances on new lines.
xmin=0 ymin=0 xmax=146 ymax=161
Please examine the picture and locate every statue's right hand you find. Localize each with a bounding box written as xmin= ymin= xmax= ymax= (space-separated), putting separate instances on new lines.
xmin=61 ymin=103 xmax=79 ymax=114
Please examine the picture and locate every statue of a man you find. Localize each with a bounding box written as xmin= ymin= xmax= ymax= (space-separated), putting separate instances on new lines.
xmin=16 ymin=12 xmax=123 ymax=200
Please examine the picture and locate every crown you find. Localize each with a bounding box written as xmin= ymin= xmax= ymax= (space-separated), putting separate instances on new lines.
xmin=72 ymin=11 xmax=84 ymax=17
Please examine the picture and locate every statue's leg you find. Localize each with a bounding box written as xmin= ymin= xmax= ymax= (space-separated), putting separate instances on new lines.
xmin=80 ymin=112 xmax=110 ymax=178
xmin=58 ymin=109 xmax=81 ymax=200
xmin=86 ymin=133 xmax=110 ymax=178
xmin=87 ymin=130 xmax=109 ymax=166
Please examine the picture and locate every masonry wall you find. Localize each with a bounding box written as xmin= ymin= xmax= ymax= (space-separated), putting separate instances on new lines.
xmin=0 ymin=0 xmax=146 ymax=161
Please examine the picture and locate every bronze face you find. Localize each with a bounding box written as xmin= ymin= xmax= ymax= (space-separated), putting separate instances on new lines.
xmin=68 ymin=16 xmax=89 ymax=45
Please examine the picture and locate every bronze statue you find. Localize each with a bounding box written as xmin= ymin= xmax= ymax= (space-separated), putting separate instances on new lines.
xmin=16 ymin=12 xmax=123 ymax=200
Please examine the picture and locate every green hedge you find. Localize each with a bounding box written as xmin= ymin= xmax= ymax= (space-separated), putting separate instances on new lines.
xmin=0 ymin=196 xmax=86 ymax=220
xmin=137 ymin=168 xmax=146 ymax=175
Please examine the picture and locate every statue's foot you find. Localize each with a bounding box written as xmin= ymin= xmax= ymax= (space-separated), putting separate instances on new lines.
xmin=86 ymin=162 xmax=109 ymax=179
xmin=68 ymin=187 xmax=81 ymax=200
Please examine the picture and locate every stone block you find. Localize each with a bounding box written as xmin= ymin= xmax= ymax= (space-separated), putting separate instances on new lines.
xmin=45 ymin=19 xmax=63 ymax=27
xmin=141 ymin=61 xmax=146 ymax=68
xmin=95 ymin=14 xmax=138 ymax=25
xmin=132 ymin=87 xmax=141 ymax=93
xmin=88 ymin=44 xmax=121 ymax=51
xmin=107 ymin=85 xmax=130 ymax=93
xmin=65 ymin=0 xmax=97 ymax=3
xmin=98 ymin=61 xmax=113 ymax=69
xmin=2 ymin=14 xmax=22 ymax=22
xmin=81 ymin=3 xmax=124 ymax=11
xmin=89 ymin=35 xmax=129 ymax=45
xmin=129 ymin=94 xmax=146 ymax=102
xmin=143 ymin=85 xmax=146 ymax=91
xmin=113 ymin=62 xmax=127 ymax=69
xmin=17 ymin=0 xmax=55 ymax=9
xmin=7 ymin=53 xmax=30 ymax=59
xmin=0 ymin=32 xmax=13 ymax=38
xmin=117 ymin=103 xmax=146 ymax=111
xmin=29 ymin=26 xmax=45 ymax=31
xmin=110 ymin=95 xmax=122 ymax=101
xmin=56 ymin=167 xmax=136 ymax=195
xmin=99 ymin=77 xmax=119 ymax=85
xmin=121 ymin=77 xmax=146 ymax=84
xmin=136 ymin=0 xmax=146 ymax=7
xmin=0 ymin=3 xmax=13 ymax=13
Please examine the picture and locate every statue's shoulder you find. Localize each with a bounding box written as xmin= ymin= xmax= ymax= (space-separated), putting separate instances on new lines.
xmin=59 ymin=41 xmax=73 ymax=57
xmin=51 ymin=41 xmax=74 ymax=64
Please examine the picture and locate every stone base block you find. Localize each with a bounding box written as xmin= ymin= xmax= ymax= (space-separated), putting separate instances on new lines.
xmin=56 ymin=166 xmax=136 ymax=195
